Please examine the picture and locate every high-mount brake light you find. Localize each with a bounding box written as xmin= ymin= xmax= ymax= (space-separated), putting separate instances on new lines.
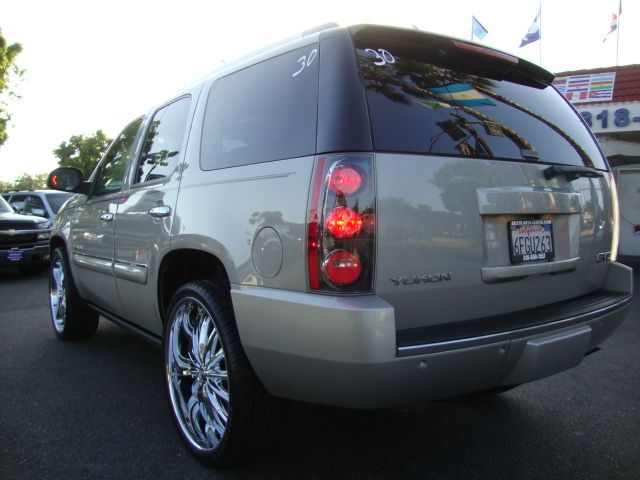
xmin=450 ymin=40 xmax=518 ymax=65
xmin=307 ymin=154 xmax=375 ymax=292
xmin=322 ymin=250 xmax=362 ymax=285
xmin=326 ymin=206 xmax=363 ymax=238
xmin=328 ymin=166 xmax=363 ymax=195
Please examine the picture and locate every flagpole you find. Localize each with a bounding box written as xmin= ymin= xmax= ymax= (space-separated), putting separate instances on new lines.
xmin=616 ymin=0 xmax=621 ymax=65
xmin=471 ymin=15 xmax=473 ymax=41
xmin=539 ymin=1 xmax=542 ymax=66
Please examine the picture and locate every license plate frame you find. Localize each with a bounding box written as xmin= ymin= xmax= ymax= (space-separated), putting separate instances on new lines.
xmin=508 ymin=219 xmax=555 ymax=264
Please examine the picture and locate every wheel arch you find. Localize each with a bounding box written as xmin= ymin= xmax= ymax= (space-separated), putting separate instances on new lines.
xmin=158 ymin=249 xmax=231 ymax=324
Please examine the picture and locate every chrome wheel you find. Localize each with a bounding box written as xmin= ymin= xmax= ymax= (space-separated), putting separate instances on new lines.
xmin=166 ymin=297 xmax=230 ymax=452
xmin=49 ymin=255 xmax=67 ymax=333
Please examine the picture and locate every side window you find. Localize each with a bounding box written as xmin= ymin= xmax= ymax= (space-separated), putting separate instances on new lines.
xmin=134 ymin=97 xmax=191 ymax=184
xmin=93 ymin=117 xmax=144 ymax=196
xmin=26 ymin=195 xmax=48 ymax=218
xmin=200 ymin=45 xmax=319 ymax=170
xmin=9 ymin=194 xmax=26 ymax=213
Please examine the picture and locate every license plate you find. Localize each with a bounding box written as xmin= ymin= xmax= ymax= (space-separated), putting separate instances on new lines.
xmin=508 ymin=219 xmax=554 ymax=264
xmin=6 ymin=250 xmax=24 ymax=262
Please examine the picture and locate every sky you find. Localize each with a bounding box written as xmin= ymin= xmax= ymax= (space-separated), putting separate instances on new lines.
xmin=1 ymin=0 xmax=637 ymax=182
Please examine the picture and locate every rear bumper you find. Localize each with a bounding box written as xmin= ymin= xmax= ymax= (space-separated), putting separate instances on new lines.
xmin=0 ymin=244 xmax=50 ymax=266
xmin=232 ymin=262 xmax=632 ymax=408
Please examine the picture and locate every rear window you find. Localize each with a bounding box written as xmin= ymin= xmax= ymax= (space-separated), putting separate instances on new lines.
xmin=352 ymin=30 xmax=606 ymax=170
xmin=200 ymin=45 xmax=319 ymax=170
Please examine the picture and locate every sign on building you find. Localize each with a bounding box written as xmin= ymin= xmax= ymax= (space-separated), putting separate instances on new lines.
xmin=553 ymin=72 xmax=616 ymax=104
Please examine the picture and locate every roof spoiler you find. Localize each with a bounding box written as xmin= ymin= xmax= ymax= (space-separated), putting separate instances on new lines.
xmin=350 ymin=25 xmax=555 ymax=89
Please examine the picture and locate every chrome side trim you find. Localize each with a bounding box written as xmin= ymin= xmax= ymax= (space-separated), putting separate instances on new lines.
xmin=482 ymin=257 xmax=579 ymax=282
xmin=113 ymin=261 xmax=148 ymax=285
xmin=72 ymin=252 xmax=113 ymax=275
xmin=397 ymin=296 xmax=631 ymax=357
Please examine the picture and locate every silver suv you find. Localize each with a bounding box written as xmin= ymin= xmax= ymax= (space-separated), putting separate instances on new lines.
xmin=45 ymin=24 xmax=632 ymax=465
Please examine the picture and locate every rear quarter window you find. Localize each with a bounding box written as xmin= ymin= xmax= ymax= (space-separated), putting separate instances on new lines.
xmin=353 ymin=32 xmax=606 ymax=170
xmin=200 ymin=45 xmax=319 ymax=170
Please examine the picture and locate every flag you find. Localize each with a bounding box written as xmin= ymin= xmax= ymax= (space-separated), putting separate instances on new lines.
xmin=520 ymin=7 xmax=541 ymax=47
xmin=472 ymin=16 xmax=488 ymax=41
xmin=430 ymin=83 xmax=495 ymax=107
xmin=603 ymin=1 xmax=622 ymax=42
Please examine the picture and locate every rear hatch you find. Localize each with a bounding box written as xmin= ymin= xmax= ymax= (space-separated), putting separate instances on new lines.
xmin=349 ymin=26 xmax=617 ymax=345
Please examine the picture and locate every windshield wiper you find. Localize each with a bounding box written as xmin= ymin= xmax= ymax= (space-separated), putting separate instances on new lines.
xmin=543 ymin=165 xmax=604 ymax=182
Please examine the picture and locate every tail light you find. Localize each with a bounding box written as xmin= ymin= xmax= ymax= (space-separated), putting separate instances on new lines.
xmin=307 ymin=154 xmax=375 ymax=293
xmin=609 ymin=172 xmax=619 ymax=261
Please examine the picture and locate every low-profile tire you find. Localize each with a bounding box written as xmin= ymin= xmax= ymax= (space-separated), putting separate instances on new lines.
xmin=49 ymin=247 xmax=99 ymax=340
xmin=163 ymin=281 xmax=281 ymax=466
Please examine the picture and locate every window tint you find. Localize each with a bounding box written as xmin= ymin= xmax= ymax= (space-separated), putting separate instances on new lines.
xmin=352 ymin=33 xmax=606 ymax=170
xmin=134 ymin=97 xmax=191 ymax=184
xmin=201 ymin=45 xmax=319 ymax=170
xmin=94 ymin=117 xmax=143 ymax=196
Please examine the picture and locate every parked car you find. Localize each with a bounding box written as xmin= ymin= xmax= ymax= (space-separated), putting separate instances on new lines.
xmin=2 ymin=190 xmax=74 ymax=222
xmin=0 ymin=195 xmax=51 ymax=273
xmin=612 ymin=165 xmax=640 ymax=263
xmin=45 ymin=24 xmax=632 ymax=465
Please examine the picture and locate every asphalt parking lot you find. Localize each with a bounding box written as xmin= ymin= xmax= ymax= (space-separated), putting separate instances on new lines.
xmin=1 ymin=266 xmax=639 ymax=479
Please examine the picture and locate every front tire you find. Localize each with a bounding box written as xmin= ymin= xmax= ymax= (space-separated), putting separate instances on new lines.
xmin=163 ymin=281 xmax=281 ymax=466
xmin=49 ymin=247 xmax=99 ymax=340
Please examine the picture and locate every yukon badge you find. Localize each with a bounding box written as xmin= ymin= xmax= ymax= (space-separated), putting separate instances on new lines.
xmin=389 ymin=273 xmax=452 ymax=286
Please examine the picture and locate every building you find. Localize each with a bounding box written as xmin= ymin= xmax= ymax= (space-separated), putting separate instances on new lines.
xmin=554 ymin=64 xmax=640 ymax=166
xmin=554 ymin=64 xmax=640 ymax=260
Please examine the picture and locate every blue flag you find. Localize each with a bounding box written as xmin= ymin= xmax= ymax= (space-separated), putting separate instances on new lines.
xmin=520 ymin=8 xmax=541 ymax=47
xmin=472 ymin=16 xmax=488 ymax=41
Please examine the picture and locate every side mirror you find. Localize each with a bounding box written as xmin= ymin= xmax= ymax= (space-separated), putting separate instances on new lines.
xmin=48 ymin=167 xmax=91 ymax=194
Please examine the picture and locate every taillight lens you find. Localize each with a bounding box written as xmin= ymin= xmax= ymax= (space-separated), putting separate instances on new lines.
xmin=328 ymin=166 xmax=363 ymax=195
xmin=326 ymin=206 xmax=363 ymax=238
xmin=307 ymin=154 xmax=375 ymax=293
xmin=322 ymin=250 xmax=362 ymax=285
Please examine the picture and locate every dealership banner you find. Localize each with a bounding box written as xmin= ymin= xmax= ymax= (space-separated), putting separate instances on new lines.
xmin=553 ymin=72 xmax=616 ymax=104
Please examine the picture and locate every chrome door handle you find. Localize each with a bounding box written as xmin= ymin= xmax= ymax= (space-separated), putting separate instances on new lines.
xmin=148 ymin=206 xmax=171 ymax=218
xmin=100 ymin=213 xmax=114 ymax=222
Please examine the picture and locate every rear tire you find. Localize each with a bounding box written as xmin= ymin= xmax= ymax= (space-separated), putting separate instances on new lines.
xmin=163 ymin=281 xmax=282 ymax=466
xmin=48 ymin=247 xmax=99 ymax=340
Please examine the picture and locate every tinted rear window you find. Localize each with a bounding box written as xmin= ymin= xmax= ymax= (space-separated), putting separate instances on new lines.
xmin=200 ymin=45 xmax=319 ymax=170
xmin=352 ymin=30 xmax=606 ymax=170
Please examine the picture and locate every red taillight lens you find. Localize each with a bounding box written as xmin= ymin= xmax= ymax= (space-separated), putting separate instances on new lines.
xmin=328 ymin=166 xmax=363 ymax=195
xmin=307 ymin=154 xmax=375 ymax=292
xmin=326 ymin=206 xmax=363 ymax=238
xmin=634 ymin=225 xmax=640 ymax=234
xmin=322 ymin=250 xmax=362 ymax=285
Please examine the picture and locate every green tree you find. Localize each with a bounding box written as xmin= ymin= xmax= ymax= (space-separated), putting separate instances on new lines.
xmin=12 ymin=172 xmax=48 ymax=190
xmin=0 ymin=28 xmax=23 ymax=148
xmin=53 ymin=130 xmax=112 ymax=178
xmin=0 ymin=179 xmax=13 ymax=192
